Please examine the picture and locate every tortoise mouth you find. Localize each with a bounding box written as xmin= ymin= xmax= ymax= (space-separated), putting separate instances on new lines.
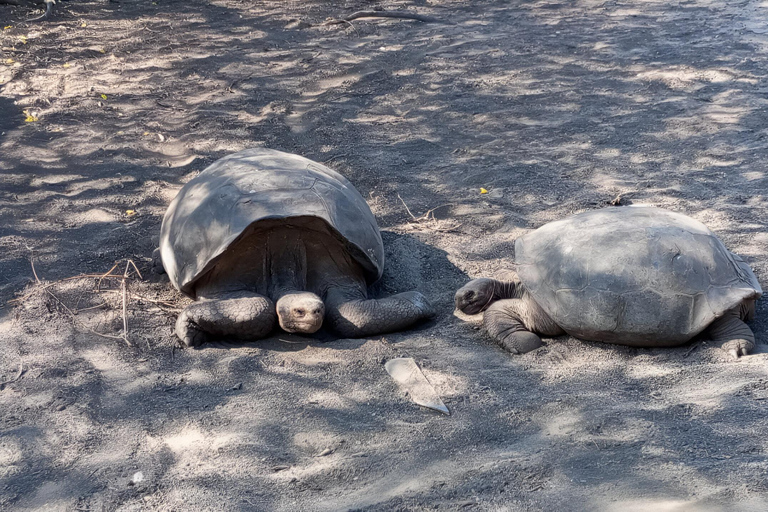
xmin=275 ymin=292 xmax=325 ymax=334
xmin=458 ymin=301 xmax=484 ymax=315
xmin=279 ymin=317 xmax=324 ymax=334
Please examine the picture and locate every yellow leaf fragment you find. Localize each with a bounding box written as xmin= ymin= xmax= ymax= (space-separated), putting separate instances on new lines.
xmin=62 ymin=62 xmax=71 ymax=68
xmin=3 ymin=26 xmax=12 ymax=31
xmin=23 ymin=110 xmax=38 ymax=122
xmin=480 ymin=188 xmax=488 ymax=194
xmin=18 ymin=36 xmax=27 ymax=44
xmin=100 ymin=94 xmax=108 ymax=100
xmin=4 ymin=59 xmax=14 ymax=65
xmin=98 ymin=48 xmax=105 ymax=54
xmin=125 ymin=210 xmax=136 ymax=216
xmin=81 ymin=22 xmax=87 ymax=28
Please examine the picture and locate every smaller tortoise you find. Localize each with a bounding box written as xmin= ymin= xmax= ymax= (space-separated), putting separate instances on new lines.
xmin=160 ymin=148 xmax=434 ymax=346
xmin=455 ymin=207 xmax=762 ymax=358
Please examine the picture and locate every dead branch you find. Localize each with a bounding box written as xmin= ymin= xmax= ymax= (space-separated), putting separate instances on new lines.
xmin=12 ymin=255 xmax=143 ymax=346
xmin=396 ymin=195 xmax=462 ymax=233
xmin=44 ymin=285 xmax=129 ymax=343
xmin=397 ymin=194 xmax=420 ymax=221
xmin=397 ymin=195 xmax=453 ymax=222
xmin=8 ymin=272 xmax=136 ymax=305
xmin=96 ymin=289 xmax=181 ymax=311
xmin=322 ymin=10 xmax=443 ymax=26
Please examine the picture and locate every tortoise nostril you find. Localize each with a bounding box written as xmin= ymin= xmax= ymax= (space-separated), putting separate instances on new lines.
xmin=295 ymin=309 xmax=305 ymax=317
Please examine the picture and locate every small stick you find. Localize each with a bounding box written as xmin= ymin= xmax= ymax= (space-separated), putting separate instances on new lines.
xmin=397 ymin=195 xmax=454 ymax=224
xmin=97 ymin=262 xmax=121 ymax=291
xmin=421 ymin=204 xmax=452 ymax=221
xmin=121 ymin=261 xmax=131 ymax=346
xmin=322 ymin=10 xmax=443 ymax=26
xmin=75 ymin=302 xmax=109 ymax=313
xmin=684 ymin=342 xmax=700 ymax=358
xmin=29 ymin=256 xmax=41 ymax=284
xmin=0 ymin=362 xmax=23 ymax=387
xmin=96 ymin=289 xmax=180 ymax=310
xmin=8 ymin=273 xmax=130 ymax=305
xmin=431 ymin=222 xmax=464 ymax=233
xmin=28 ymin=0 xmax=54 ymax=23
xmin=340 ymin=19 xmax=359 ymax=37
xmin=44 ymin=286 xmax=126 ymax=342
xmin=397 ymin=194 xmax=419 ymax=221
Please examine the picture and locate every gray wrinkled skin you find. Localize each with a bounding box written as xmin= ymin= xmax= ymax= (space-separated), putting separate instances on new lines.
xmin=160 ymin=148 xmax=434 ymax=346
xmin=457 ymin=207 xmax=762 ymax=357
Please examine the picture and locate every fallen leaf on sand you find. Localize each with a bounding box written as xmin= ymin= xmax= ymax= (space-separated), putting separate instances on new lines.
xmin=480 ymin=188 xmax=488 ymax=194
xmin=385 ymin=358 xmax=449 ymax=415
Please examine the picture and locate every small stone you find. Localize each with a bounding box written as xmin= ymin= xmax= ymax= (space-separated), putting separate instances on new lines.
xmin=318 ymin=448 xmax=333 ymax=457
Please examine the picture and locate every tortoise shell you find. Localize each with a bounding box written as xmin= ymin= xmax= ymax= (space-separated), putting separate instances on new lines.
xmin=160 ymin=148 xmax=384 ymax=297
xmin=515 ymin=207 xmax=762 ymax=344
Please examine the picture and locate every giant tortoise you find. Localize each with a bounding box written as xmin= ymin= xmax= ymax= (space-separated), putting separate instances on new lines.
xmin=160 ymin=148 xmax=434 ymax=346
xmin=455 ymin=206 xmax=762 ymax=358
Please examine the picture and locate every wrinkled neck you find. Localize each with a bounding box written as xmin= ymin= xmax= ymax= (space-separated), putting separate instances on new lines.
xmin=492 ymin=277 xmax=524 ymax=300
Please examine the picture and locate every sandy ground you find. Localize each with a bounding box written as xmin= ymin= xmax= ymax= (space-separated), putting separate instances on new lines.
xmin=1 ymin=0 xmax=768 ymax=510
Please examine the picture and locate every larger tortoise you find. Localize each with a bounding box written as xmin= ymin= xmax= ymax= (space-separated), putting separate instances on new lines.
xmin=160 ymin=148 xmax=434 ymax=346
xmin=455 ymin=207 xmax=762 ymax=358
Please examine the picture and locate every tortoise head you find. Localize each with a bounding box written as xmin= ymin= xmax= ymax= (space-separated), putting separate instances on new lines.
xmin=454 ymin=278 xmax=499 ymax=315
xmin=276 ymin=292 xmax=325 ymax=334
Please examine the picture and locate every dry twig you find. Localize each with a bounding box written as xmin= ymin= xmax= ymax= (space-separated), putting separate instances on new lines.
xmin=0 ymin=362 xmax=23 ymax=388
xmin=396 ymin=194 xmax=462 ymax=232
xmin=322 ymin=10 xmax=443 ymax=26
xmin=12 ymin=255 xmax=150 ymax=347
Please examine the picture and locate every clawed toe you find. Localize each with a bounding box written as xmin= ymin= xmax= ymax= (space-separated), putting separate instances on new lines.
xmin=722 ymin=339 xmax=753 ymax=359
xmin=175 ymin=315 xmax=208 ymax=348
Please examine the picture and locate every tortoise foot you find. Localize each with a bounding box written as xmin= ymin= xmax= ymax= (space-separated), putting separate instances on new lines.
xmin=721 ymin=339 xmax=754 ymax=359
xmin=175 ymin=311 xmax=209 ymax=347
xmin=498 ymin=331 xmax=542 ymax=355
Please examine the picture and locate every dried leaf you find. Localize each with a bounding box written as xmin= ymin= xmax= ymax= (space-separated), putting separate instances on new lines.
xmin=480 ymin=188 xmax=488 ymax=194
xmin=100 ymin=94 xmax=108 ymax=100
xmin=3 ymin=26 xmax=12 ymax=31
xmin=18 ymin=36 xmax=27 ymax=45
xmin=385 ymin=358 xmax=449 ymax=415
xmin=125 ymin=210 xmax=136 ymax=216
xmin=62 ymin=63 xmax=71 ymax=68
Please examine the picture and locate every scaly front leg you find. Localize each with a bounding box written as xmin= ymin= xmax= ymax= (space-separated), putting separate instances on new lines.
xmin=325 ymin=287 xmax=434 ymax=338
xmin=175 ymin=291 xmax=276 ymax=347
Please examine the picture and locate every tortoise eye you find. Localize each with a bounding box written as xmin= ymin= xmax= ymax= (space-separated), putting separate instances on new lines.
xmin=466 ymin=292 xmax=475 ymax=300
xmin=295 ymin=309 xmax=305 ymax=316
